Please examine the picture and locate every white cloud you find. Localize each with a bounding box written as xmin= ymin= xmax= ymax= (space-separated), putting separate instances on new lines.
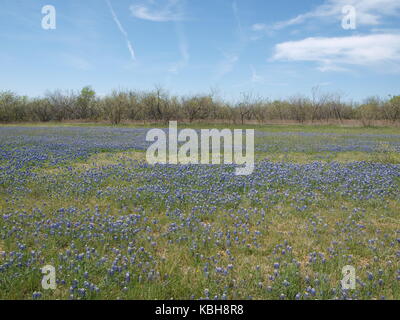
xmin=253 ymin=0 xmax=400 ymax=33
xmin=130 ymin=0 xmax=183 ymax=22
xmin=252 ymin=23 xmax=267 ymax=32
xmin=106 ymin=0 xmax=136 ymax=61
xmin=272 ymin=33 xmax=400 ymax=72
xmin=232 ymin=1 xmax=244 ymax=39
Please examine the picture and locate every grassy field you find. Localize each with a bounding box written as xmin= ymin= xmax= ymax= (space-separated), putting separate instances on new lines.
xmin=0 ymin=123 xmax=399 ymax=300
xmin=2 ymin=121 xmax=400 ymax=134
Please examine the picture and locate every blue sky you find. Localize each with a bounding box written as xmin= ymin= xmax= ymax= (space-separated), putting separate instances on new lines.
xmin=0 ymin=0 xmax=400 ymax=102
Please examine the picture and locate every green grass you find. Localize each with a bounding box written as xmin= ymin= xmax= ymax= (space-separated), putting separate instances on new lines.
xmin=1 ymin=121 xmax=400 ymax=135
xmin=0 ymin=124 xmax=399 ymax=300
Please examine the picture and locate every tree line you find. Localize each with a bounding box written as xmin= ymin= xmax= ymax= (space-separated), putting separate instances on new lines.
xmin=0 ymin=86 xmax=399 ymax=126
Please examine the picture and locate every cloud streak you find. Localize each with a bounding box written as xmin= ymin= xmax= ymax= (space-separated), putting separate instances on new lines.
xmin=250 ymin=65 xmax=263 ymax=83
xmin=168 ymin=22 xmax=190 ymax=74
xmin=215 ymin=1 xmax=247 ymax=80
xmin=216 ymin=52 xmax=239 ymax=78
xmin=129 ymin=1 xmax=188 ymax=74
xmin=232 ymin=1 xmax=244 ymax=40
xmin=106 ymin=0 xmax=136 ymax=61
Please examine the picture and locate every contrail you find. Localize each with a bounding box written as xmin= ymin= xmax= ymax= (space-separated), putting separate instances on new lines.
xmin=106 ymin=0 xmax=136 ymax=61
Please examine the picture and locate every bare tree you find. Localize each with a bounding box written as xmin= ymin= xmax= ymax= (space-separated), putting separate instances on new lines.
xmin=182 ymin=95 xmax=212 ymax=123
xmin=358 ymin=97 xmax=380 ymax=127
xmin=289 ymin=95 xmax=310 ymax=123
xmin=45 ymin=89 xmax=76 ymax=121
xmin=328 ymin=93 xmax=345 ymax=124
xmin=0 ymin=91 xmax=27 ymax=122
xmin=126 ymin=90 xmax=142 ymax=121
xmin=30 ymin=98 xmax=53 ymax=122
xmin=140 ymin=86 xmax=180 ymax=123
xmin=252 ymin=101 xmax=268 ymax=123
xmin=236 ymin=93 xmax=257 ymax=125
xmin=383 ymin=95 xmax=400 ymax=123
xmin=103 ymin=90 xmax=128 ymax=125
xmin=311 ymin=86 xmax=330 ymax=122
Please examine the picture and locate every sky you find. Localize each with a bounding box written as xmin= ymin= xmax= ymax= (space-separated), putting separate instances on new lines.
xmin=0 ymin=0 xmax=400 ymax=102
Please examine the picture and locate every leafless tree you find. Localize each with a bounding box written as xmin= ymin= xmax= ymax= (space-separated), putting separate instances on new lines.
xmin=311 ymin=86 xmax=330 ymax=122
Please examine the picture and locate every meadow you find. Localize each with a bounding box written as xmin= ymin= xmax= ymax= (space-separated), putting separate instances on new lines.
xmin=0 ymin=124 xmax=399 ymax=300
